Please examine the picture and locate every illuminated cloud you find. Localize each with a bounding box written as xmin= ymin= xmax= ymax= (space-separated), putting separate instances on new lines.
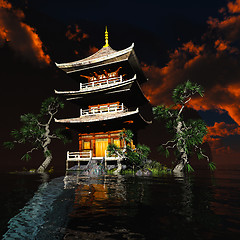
xmin=228 ymin=0 xmax=240 ymax=14
xmin=65 ymin=24 xmax=89 ymax=42
xmin=207 ymin=122 xmax=240 ymax=138
xmin=0 ymin=0 xmax=50 ymax=65
xmin=204 ymin=122 xmax=240 ymax=155
xmin=88 ymin=45 xmax=99 ymax=55
xmin=0 ymin=0 xmax=11 ymax=9
xmin=65 ymin=24 xmax=98 ymax=57
xmin=142 ymin=0 xmax=240 ymax=126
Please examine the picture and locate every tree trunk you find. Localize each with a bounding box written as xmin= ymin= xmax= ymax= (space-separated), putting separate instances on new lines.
xmin=37 ymin=123 xmax=52 ymax=173
xmin=173 ymin=158 xmax=186 ymax=173
xmin=173 ymin=120 xmax=188 ymax=173
xmin=113 ymin=157 xmax=122 ymax=174
xmin=37 ymin=147 xmax=52 ymax=173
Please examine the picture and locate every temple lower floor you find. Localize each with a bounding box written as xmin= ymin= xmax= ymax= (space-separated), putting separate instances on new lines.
xmin=78 ymin=130 xmax=134 ymax=157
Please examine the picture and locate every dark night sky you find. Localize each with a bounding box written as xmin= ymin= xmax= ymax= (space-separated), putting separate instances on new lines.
xmin=1 ymin=0 xmax=240 ymax=171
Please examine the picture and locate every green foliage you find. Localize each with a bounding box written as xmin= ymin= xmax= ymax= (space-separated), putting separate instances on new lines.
xmin=175 ymin=119 xmax=207 ymax=151
xmin=185 ymin=163 xmax=194 ymax=173
xmin=3 ymin=141 xmax=14 ymax=150
xmin=153 ymin=80 xmax=213 ymax=172
xmin=153 ymin=105 xmax=177 ymax=120
xmin=4 ymin=97 xmax=67 ymax=171
xmin=4 ymin=97 xmax=64 ymax=149
xmin=165 ymin=148 xmax=170 ymax=158
xmin=106 ymin=168 xmax=117 ymax=174
xmin=197 ymin=152 xmax=205 ymax=160
xmin=120 ymin=169 xmax=136 ymax=175
xmin=120 ymin=129 xmax=134 ymax=144
xmin=126 ymin=143 xmax=150 ymax=167
xmin=144 ymin=161 xmax=171 ymax=175
xmin=40 ymin=97 xmax=64 ymax=116
xmin=136 ymin=144 xmax=151 ymax=161
xmin=108 ymin=130 xmax=150 ymax=168
xmin=107 ymin=143 xmax=121 ymax=158
xmin=209 ymin=162 xmax=216 ymax=171
xmin=126 ymin=148 xmax=141 ymax=166
xmin=21 ymin=153 xmax=31 ymax=161
xmin=172 ymin=80 xmax=204 ymax=104
xmin=157 ymin=145 xmax=170 ymax=158
xmin=14 ymin=113 xmax=45 ymax=147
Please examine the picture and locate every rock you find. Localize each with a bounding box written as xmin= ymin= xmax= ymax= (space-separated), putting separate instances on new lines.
xmin=82 ymin=159 xmax=106 ymax=176
xmin=135 ymin=169 xmax=152 ymax=176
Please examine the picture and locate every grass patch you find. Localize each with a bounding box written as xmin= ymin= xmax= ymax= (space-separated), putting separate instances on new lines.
xmin=106 ymin=162 xmax=172 ymax=176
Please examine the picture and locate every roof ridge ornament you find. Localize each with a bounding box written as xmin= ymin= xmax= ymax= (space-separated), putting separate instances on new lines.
xmin=103 ymin=26 xmax=109 ymax=48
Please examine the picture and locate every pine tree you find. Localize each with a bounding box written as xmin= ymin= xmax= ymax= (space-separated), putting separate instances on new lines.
xmin=4 ymin=97 xmax=71 ymax=172
xmin=153 ymin=80 xmax=216 ymax=173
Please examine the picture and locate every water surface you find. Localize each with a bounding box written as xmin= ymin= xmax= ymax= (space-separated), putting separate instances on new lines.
xmin=1 ymin=167 xmax=240 ymax=239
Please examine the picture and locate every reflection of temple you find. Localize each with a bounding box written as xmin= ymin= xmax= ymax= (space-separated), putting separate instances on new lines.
xmin=67 ymin=176 xmax=127 ymax=217
xmin=55 ymin=27 xmax=152 ymax=169
xmin=71 ymin=184 xmax=108 ymax=211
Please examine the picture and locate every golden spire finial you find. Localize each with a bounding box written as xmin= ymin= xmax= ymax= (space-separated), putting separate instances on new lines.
xmin=103 ymin=26 xmax=109 ymax=48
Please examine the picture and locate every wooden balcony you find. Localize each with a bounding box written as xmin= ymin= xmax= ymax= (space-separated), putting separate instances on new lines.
xmin=79 ymin=75 xmax=123 ymax=91
xmin=80 ymin=103 xmax=127 ymax=117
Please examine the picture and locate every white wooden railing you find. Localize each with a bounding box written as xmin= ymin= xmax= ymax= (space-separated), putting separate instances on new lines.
xmin=80 ymin=75 xmax=123 ymax=91
xmin=105 ymin=150 xmax=121 ymax=168
xmin=66 ymin=150 xmax=92 ymax=170
xmin=66 ymin=150 xmax=121 ymax=170
xmin=67 ymin=151 xmax=92 ymax=160
xmin=80 ymin=103 xmax=127 ymax=116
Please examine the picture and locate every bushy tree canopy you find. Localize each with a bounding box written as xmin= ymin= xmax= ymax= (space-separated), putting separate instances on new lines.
xmin=107 ymin=129 xmax=150 ymax=170
xmin=4 ymin=97 xmax=71 ymax=172
xmin=153 ymin=81 xmax=216 ymax=173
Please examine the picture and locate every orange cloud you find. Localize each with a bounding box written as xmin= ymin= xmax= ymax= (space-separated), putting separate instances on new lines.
xmin=207 ymin=0 xmax=240 ymax=43
xmin=0 ymin=0 xmax=11 ymax=9
xmin=143 ymin=55 xmax=240 ymax=125
xmin=65 ymin=24 xmax=89 ymax=42
xmin=215 ymin=39 xmax=228 ymax=51
xmin=0 ymin=0 xmax=50 ymax=65
xmin=88 ymin=46 xmax=99 ymax=55
xmin=188 ymin=83 xmax=240 ymax=126
xmin=228 ymin=0 xmax=240 ymax=13
xmin=204 ymin=122 xmax=240 ymax=155
xmin=142 ymin=1 xmax=240 ymax=127
xmin=207 ymin=122 xmax=240 ymax=137
xmin=182 ymin=41 xmax=204 ymax=55
xmin=20 ymin=23 xmax=51 ymax=64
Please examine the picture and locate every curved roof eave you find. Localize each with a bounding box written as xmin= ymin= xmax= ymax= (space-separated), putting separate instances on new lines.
xmin=55 ymin=43 xmax=134 ymax=69
xmin=54 ymin=108 xmax=139 ymax=124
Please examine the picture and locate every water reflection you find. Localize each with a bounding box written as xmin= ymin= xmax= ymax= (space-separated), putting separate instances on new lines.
xmin=2 ymin=169 xmax=240 ymax=239
xmin=63 ymin=171 xmax=240 ymax=240
xmin=63 ymin=173 xmax=147 ymax=239
xmin=2 ymin=175 xmax=74 ymax=240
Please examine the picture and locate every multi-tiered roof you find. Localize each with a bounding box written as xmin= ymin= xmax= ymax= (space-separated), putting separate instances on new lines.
xmin=55 ymin=27 xmax=152 ymax=134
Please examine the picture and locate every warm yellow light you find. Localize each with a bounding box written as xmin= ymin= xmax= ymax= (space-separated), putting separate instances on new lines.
xmin=103 ymin=26 xmax=109 ymax=47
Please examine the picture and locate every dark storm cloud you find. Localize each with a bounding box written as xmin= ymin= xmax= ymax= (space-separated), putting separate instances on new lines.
xmin=142 ymin=0 xmax=240 ymax=126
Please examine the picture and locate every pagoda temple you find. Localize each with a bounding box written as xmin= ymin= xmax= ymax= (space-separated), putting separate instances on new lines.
xmin=55 ymin=27 xmax=152 ymax=169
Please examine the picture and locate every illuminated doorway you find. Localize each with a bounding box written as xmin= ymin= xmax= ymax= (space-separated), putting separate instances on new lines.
xmin=95 ymin=138 xmax=108 ymax=157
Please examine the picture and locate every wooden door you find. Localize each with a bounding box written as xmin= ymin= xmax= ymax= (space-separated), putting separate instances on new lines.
xmin=95 ymin=138 xmax=108 ymax=157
